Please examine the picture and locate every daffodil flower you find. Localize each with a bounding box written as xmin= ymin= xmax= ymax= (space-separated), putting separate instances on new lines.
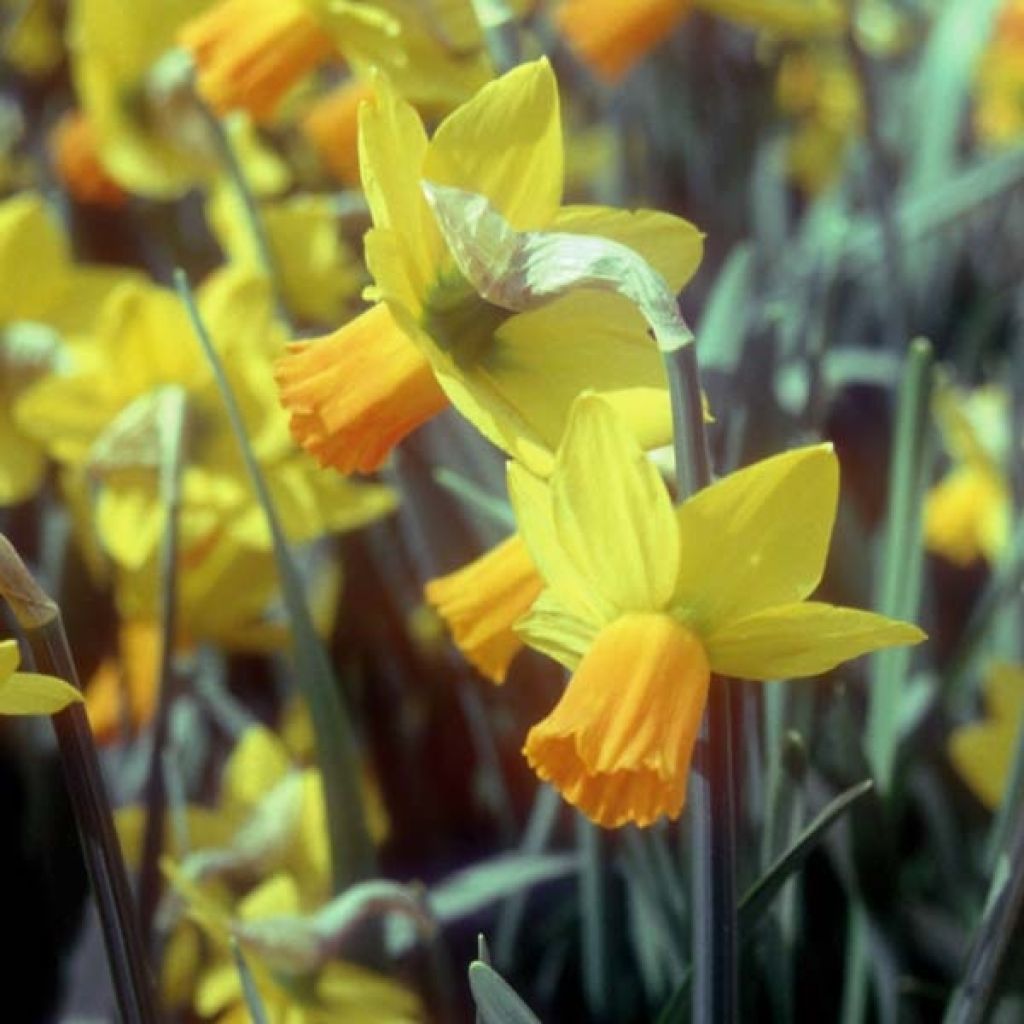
xmin=16 ymin=268 xmax=395 ymax=570
xmin=0 ymin=638 xmax=83 ymax=715
xmin=975 ymin=0 xmax=1024 ymax=146
xmin=949 ymin=663 xmax=1024 ymax=810
xmin=507 ymin=395 xmax=925 ymax=828
xmin=0 ymin=192 xmax=136 ymax=506
xmin=556 ymin=0 xmax=844 ymax=85
xmin=924 ymin=384 xmax=1011 ymax=567
xmin=69 ymin=0 xmax=291 ymax=199
xmin=277 ymin=58 xmax=704 ymax=476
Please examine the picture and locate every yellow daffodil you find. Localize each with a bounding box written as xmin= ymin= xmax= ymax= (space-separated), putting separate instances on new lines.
xmin=975 ymin=0 xmax=1024 ymax=146
xmin=1 ymin=0 xmax=63 ymax=76
xmin=180 ymin=872 xmax=423 ymax=1024
xmin=949 ymin=663 xmax=1024 ymax=809
xmin=0 ymin=638 xmax=83 ymax=715
xmin=16 ymin=267 xmax=394 ymax=569
xmin=774 ymin=41 xmax=861 ymax=193
xmin=69 ymin=0 xmax=291 ymax=199
xmin=207 ymin=186 xmax=364 ymax=325
xmin=49 ymin=109 xmax=128 ymax=208
xmin=425 ymin=533 xmax=542 ymax=683
xmin=177 ymin=0 xmax=409 ymax=123
xmin=0 ymin=192 xmax=136 ymax=506
xmin=276 ymin=58 xmax=704 ymax=476
xmin=557 ymin=0 xmax=843 ymax=84
xmin=924 ymin=384 xmax=1011 ymax=567
xmin=507 ymin=395 xmax=925 ymax=828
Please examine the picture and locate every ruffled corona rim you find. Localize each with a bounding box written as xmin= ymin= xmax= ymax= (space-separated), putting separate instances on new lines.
xmin=302 ymin=78 xmax=374 ymax=187
xmin=425 ymin=533 xmax=543 ymax=683
xmin=557 ymin=0 xmax=691 ymax=83
xmin=275 ymin=304 xmax=449 ymax=474
xmin=179 ymin=0 xmax=336 ymax=121
xmin=49 ymin=110 xmax=127 ymax=208
xmin=524 ymin=612 xmax=710 ymax=827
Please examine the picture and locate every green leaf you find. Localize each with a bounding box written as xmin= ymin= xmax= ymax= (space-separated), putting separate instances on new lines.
xmin=469 ymin=961 xmax=543 ymax=1024
xmin=176 ymin=270 xmax=375 ymax=893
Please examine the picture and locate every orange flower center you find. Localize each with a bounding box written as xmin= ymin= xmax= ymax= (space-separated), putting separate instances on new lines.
xmin=49 ymin=111 xmax=127 ymax=208
xmin=425 ymin=534 xmax=543 ymax=684
xmin=275 ymin=304 xmax=449 ymax=474
xmin=524 ymin=612 xmax=710 ymax=828
xmin=557 ymin=0 xmax=692 ymax=83
xmin=180 ymin=0 xmax=336 ymax=121
xmin=302 ymin=78 xmax=374 ymax=187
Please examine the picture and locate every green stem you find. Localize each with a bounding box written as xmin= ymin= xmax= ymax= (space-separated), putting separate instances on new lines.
xmin=176 ymin=270 xmax=375 ymax=891
xmin=577 ymin=815 xmax=613 ymax=1021
xmin=664 ymin=340 xmax=738 ymax=1024
xmin=0 ymin=535 xmax=159 ymax=1023
xmin=866 ymin=338 xmax=935 ymax=794
xmin=136 ymin=387 xmax=187 ymax=941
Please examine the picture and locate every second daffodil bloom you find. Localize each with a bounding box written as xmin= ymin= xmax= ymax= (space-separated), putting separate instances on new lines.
xmin=949 ymin=663 xmax=1024 ymax=810
xmin=509 ymin=396 xmax=925 ymax=827
xmin=277 ymin=58 xmax=704 ymax=476
xmin=0 ymin=639 xmax=83 ymax=716
xmin=924 ymin=384 xmax=1012 ymax=567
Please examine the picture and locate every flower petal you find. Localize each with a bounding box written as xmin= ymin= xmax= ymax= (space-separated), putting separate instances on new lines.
xmin=423 ymin=58 xmax=563 ymax=230
xmin=0 ymin=670 xmax=83 ymax=716
xmin=0 ymin=639 xmax=20 ymax=678
xmin=552 ymin=394 xmax=679 ymax=612
xmin=515 ymin=588 xmax=599 ymax=672
xmin=674 ymin=444 xmax=839 ymax=632
xmin=704 ymin=602 xmax=926 ymax=681
xmin=552 ymin=205 xmax=704 ymax=293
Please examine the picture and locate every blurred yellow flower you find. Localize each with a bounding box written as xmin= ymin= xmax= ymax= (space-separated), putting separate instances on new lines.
xmin=277 ymin=59 xmax=703 ymax=475
xmin=17 ymin=267 xmax=393 ymax=571
xmin=49 ymin=108 xmax=128 ymax=208
xmin=949 ymin=663 xmax=1024 ymax=809
xmin=557 ymin=0 xmax=843 ymax=84
xmin=924 ymin=385 xmax=1011 ymax=567
xmin=1 ymin=0 xmax=62 ymax=76
xmin=0 ymin=638 xmax=83 ymax=716
xmin=207 ymin=186 xmax=364 ymax=324
xmin=302 ymin=77 xmax=374 ymax=187
xmin=69 ymin=0 xmax=290 ymax=198
xmin=509 ymin=395 xmax=924 ymax=827
xmin=0 ymin=192 xmax=135 ymax=506
xmin=975 ymin=0 xmax=1024 ymax=146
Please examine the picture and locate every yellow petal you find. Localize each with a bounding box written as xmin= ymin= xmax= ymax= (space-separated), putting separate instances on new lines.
xmin=423 ymin=58 xmax=563 ymax=230
xmin=985 ymin=663 xmax=1024 ymax=724
xmin=0 ymin=639 xmax=18 ymax=678
xmin=551 ymin=205 xmax=704 ymax=293
xmin=238 ymin=872 xmax=301 ymax=919
xmin=483 ymin=289 xmax=673 ymax=464
xmin=949 ymin=722 xmax=1016 ymax=811
xmin=0 ymin=193 xmax=68 ymax=322
xmin=515 ymin=588 xmax=599 ymax=672
xmin=673 ymin=445 xmax=839 ymax=632
xmin=0 ymin=670 xmax=83 ymax=715
xmin=358 ymin=72 xmax=438 ymax=299
xmin=0 ymin=406 xmax=47 ymax=506
xmin=552 ymin=394 xmax=679 ymax=612
xmin=704 ymin=602 xmax=925 ymax=680
xmin=507 ymin=461 xmax=613 ymax=626
xmin=222 ymin=725 xmax=292 ymax=811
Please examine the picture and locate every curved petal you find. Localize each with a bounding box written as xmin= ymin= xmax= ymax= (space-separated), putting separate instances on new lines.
xmin=704 ymin=601 xmax=926 ymax=681
xmin=674 ymin=445 xmax=839 ymax=632
xmin=0 ymin=671 xmax=83 ymax=715
xmin=0 ymin=639 xmax=19 ymax=678
xmin=552 ymin=394 xmax=679 ymax=613
xmin=552 ymin=205 xmax=704 ymax=292
xmin=358 ymin=72 xmax=440 ymax=298
xmin=423 ymin=58 xmax=563 ymax=230
xmin=507 ymin=462 xmax=612 ymax=626
xmin=515 ymin=588 xmax=600 ymax=672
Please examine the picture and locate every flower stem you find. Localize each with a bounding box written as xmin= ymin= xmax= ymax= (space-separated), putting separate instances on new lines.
xmin=663 ymin=340 xmax=738 ymax=1024
xmin=0 ymin=534 xmax=159 ymax=1023
xmin=175 ymin=270 xmax=376 ymax=891
xmin=136 ymin=386 xmax=187 ymax=941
